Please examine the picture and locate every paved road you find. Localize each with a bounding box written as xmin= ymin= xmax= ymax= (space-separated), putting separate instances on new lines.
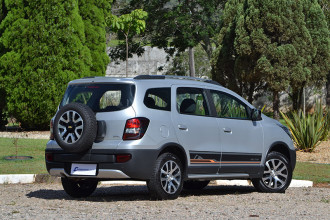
xmin=0 ymin=183 xmax=329 ymax=219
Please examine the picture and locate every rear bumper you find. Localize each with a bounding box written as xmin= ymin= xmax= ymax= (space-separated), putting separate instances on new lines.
xmin=49 ymin=168 xmax=130 ymax=179
xmin=45 ymin=148 xmax=159 ymax=180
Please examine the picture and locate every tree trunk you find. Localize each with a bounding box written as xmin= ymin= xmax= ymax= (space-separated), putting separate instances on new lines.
xmin=188 ymin=47 xmax=195 ymax=77
xmin=125 ymin=35 xmax=129 ymax=77
xmin=292 ymin=87 xmax=304 ymax=111
xmin=327 ymin=75 xmax=330 ymax=107
xmin=273 ymin=91 xmax=280 ymax=120
xmin=247 ymin=82 xmax=255 ymax=104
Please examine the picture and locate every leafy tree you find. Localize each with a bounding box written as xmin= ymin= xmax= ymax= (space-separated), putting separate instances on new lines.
xmin=212 ymin=0 xmax=329 ymax=119
xmin=108 ymin=9 xmax=147 ymax=77
xmin=0 ymin=0 xmax=8 ymax=127
xmin=79 ymin=0 xmax=112 ymax=75
xmin=118 ymin=0 xmax=225 ymax=76
xmin=0 ymin=0 xmax=94 ymax=129
xmin=318 ymin=0 xmax=330 ymax=106
xmin=291 ymin=1 xmax=330 ymax=110
xmin=166 ymin=44 xmax=212 ymax=78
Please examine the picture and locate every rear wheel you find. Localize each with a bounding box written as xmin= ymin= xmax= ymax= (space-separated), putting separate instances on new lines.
xmin=252 ymin=152 xmax=292 ymax=193
xmin=147 ymin=153 xmax=183 ymax=200
xmin=61 ymin=178 xmax=98 ymax=198
xmin=183 ymin=180 xmax=210 ymax=190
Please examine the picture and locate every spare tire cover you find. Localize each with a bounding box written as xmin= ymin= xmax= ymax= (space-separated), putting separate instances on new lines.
xmin=53 ymin=103 xmax=97 ymax=153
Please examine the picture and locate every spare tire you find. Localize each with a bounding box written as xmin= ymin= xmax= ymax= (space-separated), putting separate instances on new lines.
xmin=53 ymin=103 xmax=97 ymax=153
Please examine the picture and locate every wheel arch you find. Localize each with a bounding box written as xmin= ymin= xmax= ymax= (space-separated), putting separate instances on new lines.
xmin=158 ymin=142 xmax=188 ymax=179
xmin=267 ymin=141 xmax=296 ymax=170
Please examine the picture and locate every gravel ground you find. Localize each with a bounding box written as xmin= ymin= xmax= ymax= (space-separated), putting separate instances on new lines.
xmin=0 ymin=183 xmax=329 ymax=219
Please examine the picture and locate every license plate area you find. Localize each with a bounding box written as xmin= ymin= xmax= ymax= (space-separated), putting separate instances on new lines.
xmin=70 ymin=163 xmax=97 ymax=176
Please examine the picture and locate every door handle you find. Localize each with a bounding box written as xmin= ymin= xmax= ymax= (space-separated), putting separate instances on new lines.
xmin=223 ymin=127 xmax=232 ymax=133
xmin=178 ymin=124 xmax=188 ymax=131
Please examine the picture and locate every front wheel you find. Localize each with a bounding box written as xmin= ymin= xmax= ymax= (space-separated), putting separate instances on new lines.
xmin=147 ymin=153 xmax=183 ymax=200
xmin=61 ymin=178 xmax=98 ymax=198
xmin=252 ymin=152 xmax=292 ymax=193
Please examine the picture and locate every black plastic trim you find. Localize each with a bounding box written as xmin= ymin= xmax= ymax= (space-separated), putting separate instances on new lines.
xmin=219 ymin=164 xmax=263 ymax=175
xmin=94 ymin=120 xmax=107 ymax=143
xmin=221 ymin=152 xmax=262 ymax=162
xmin=188 ymin=165 xmax=219 ymax=174
xmin=158 ymin=142 xmax=189 ymax=176
xmin=45 ymin=148 xmax=159 ymax=180
xmin=267 ymin=141 xmax=296 ymax=170
xmin=134 ymin=75 xmax=165 ymax=80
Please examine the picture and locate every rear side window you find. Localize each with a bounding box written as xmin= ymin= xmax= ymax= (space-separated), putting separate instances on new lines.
xmin=60 ymin=83 xmax=135 ymax=112
xmin=144 ymin=88 xmax=171 ymax=111
xmin=177 ymin=87 xmax=209 ymax=116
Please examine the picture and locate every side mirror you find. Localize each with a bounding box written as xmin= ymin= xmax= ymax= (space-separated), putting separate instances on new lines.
xmin=251 ymin=109 xmax=262 ymax=121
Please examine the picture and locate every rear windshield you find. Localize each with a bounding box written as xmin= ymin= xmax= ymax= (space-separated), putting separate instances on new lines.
xmin=60 ymin=83 xmax=135 ymax=112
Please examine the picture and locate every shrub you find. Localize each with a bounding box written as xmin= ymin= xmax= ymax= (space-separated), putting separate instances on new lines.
xmin=320 ymin=106 xmax=330 ymax=141
xmin=280 ymin=102 xmax=329 ymax=152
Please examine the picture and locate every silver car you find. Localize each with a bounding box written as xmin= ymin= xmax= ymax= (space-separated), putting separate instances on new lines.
xmin=45 ymin=75 xmax=296 ymax=200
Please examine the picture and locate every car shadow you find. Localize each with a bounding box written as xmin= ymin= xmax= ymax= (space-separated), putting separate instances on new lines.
xmin=26 ymin=185 xmax=256 ymax=202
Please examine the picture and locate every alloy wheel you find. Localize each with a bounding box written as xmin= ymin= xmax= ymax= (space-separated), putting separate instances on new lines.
xmin=57 ymin=110 xmax=84 ymax=144
xmin=160 ymin=160 xmax=182 ymax=194
xmin=262 ymin=158 xmax=288 ymax=189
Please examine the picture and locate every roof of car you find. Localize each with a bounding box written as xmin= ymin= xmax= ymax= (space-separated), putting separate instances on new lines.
xmin=69 ymin=75 xmax=222 ymax=87
xmin=68 ymin=75 xmax=254 ymax=109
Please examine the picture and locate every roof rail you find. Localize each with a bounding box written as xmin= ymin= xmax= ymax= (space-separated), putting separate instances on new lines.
xmin=134 ymin=75 xmax=165 ymax=80
xmin=134 ymin=75 xmax=221 ymax=86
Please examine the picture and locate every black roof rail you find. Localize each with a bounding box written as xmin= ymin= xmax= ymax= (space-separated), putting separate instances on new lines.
xmin=134 ymin=75 xmax=222 ymax=86
xmin=134 ymin=75 xmax=165 ymax=80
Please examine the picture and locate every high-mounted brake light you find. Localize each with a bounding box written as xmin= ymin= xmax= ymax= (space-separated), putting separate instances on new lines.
xmin=123 ymin=117 xmax=150 ymax=140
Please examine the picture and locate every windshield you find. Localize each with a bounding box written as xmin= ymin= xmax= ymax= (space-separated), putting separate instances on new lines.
xmin=60 ymin=83 xmax=135 ymax=112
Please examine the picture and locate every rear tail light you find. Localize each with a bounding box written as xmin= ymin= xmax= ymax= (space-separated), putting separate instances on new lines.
xmin=123 ymin=117 xmax=150 ymax=140
xmin=50 ymin=119 xmax=54 ymax=140
xmin=45 ymin=153 xmax=54 ymax=162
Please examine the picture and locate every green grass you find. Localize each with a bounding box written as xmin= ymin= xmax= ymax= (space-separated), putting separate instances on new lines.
xmin=0 ymin=137 xmax=48 ymax=174
xmin=293 ymin=162 xmax=330 ymax=184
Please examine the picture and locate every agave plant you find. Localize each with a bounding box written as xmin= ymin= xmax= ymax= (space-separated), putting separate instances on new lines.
xmin=280 ymin=102 xmax=328 ymax=152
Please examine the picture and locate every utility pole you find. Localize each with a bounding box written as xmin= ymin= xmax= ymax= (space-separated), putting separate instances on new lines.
xmin=188 ymin=47 xmax=195 ymax=77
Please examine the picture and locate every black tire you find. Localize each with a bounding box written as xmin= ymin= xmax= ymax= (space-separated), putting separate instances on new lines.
xmin=252 ymin=151 xmax=292 ymax=193
xmin=53 ymin=103 xmax=97 ymax=153
xmin=183 ymin=180 xmax=210 ymax=191
xmin=147 ymin=153 xmax=183 ymax=200
xmin=61 ymin=178 xmax=98 ymax=198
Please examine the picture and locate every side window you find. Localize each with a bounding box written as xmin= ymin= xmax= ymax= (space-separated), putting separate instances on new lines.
xmin=99 ymin=90 xmax=121 ymax=110
xmin=144 ymin=88 xmax=171 ymax=111
xmin=177 ymin=87 xmax=209 ymax=116
xmin=71 ymin=92 xmax=92 ymax=105
xmin=211 ymin=90 xmax=248 ymax=119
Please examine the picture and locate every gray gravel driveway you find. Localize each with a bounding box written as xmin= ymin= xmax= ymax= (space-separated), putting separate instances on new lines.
xmin=0 ymin=183 xmax=329 ymax=219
